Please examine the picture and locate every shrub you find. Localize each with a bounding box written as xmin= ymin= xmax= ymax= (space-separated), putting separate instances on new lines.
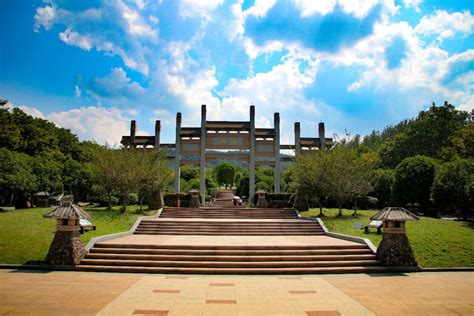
xmin=392 ymin=155 xmax=437 ymax=214
xmin=432 ymin=159 xmax=474 ymax=217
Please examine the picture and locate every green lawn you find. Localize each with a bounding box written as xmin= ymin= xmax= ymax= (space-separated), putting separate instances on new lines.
xmin=0 ymin=206 xmax=156 ymax=264
xmin=300 ymin=208 xmax=474 ymax=268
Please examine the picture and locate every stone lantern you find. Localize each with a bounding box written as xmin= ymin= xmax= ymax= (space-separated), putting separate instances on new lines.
xmin=188 ymin=189 xmax=201 ymax=208
xmin=255 ymin=189 xmax=268 ymax=208
xmin=371 ymin=207 xmax=419 ymax=267
xmin=43 ymin=199 xmax=91 ymax=265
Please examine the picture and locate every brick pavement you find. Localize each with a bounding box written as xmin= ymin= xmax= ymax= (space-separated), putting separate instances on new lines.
xmin=0 ymin=270 xmax=472 ymax=315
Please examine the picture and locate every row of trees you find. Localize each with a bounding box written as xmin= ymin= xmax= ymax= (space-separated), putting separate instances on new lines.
xmin=291 ymin=102 xmax=473 ymax=217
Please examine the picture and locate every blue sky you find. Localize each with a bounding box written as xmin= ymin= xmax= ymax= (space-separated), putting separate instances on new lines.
xmin=1 ymin=0 xmax=473 ymax=145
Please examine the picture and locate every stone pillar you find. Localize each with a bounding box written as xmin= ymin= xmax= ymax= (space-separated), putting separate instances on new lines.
xmin=200 ymin=105 xmax=206 ymax=203
xmin=274 ymin=113 xmax=281 ymax=193
xmin=294 ymin=122 xmax=301 ymax=155
xmin=318 ymin=122 xmax=325 ymax=150
xmin=46 ymin=222 xmax=86 ymax=265
xmin=174 ymin=113 xmax=181 ymax=193
xmin=376 ymin=221 xmax=418 ymax=266
xmin=256 ymin=191 xmax=268 ymax=208
xmin=249 ymin=105 xmax=256 ymax=206
xmin=130 ymin=120 xmax=136 ymax=148
xmin=155 ymin=120 xmax=161 ymax=150
xmin=189 ymin=190 xmax=201 ymax=208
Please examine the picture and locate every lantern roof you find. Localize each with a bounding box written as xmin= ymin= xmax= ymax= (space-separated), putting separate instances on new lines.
xmin=256 ymin=189 xmax=267 ymax=194
xmin=371 ymin=207 xmax=419 ymax=221
xmin=188 ymin=189 xmax=200 ymax=193
xmin=43 ymin=202 xmax=91 ymax=220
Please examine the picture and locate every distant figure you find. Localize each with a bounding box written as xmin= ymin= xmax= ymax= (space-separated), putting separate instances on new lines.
xmin=233 ymin=196 xmax=240 ymax=206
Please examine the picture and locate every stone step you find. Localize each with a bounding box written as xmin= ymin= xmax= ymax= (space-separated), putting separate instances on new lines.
xmin=93 ymin=243 xmax=368 ymax=250
xmin=133 ymin=231 xmax=325 ymax=236
xmin=85 ymin=253 xmax=377 ymax=262
xmin=90 ymin=248 xmax=373 ymax=256
xmin=79 ymin=258 xmax=380 ymax=268
xmin=76 ymin=265 xmax=387 ymax=274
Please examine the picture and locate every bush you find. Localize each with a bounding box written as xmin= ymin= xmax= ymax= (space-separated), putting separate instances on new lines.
xmin=392 ymin=155 xmax=437 ymax=214
xmin=432 ymin=159 xmax=474 ymax=216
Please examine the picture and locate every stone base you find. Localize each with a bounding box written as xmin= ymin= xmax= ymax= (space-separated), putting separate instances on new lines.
xmin=189 ymin=196 xmax=200 ymax=208
xmin=376 ymin=233 xmax=418 ymax=267
xmin=148 ymin=190 xmax=163 ymax=210
xmin=46 ymin=230 xmax=86 ymax=266
xmin=256 ymin=196 xmax=268 ymax=208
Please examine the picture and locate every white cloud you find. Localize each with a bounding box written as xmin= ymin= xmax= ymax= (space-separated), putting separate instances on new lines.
xmin=47 ymin=106 xmax=132 ymax=145
xmin=293 ymin=0 xmax=336 ymax=17
xmin=415 ymin=10 xmax=474 ymax=43
xmin=59 ymin=28 xmax=93 ymax=50
xmin=19 ymin=105 xmax=46 ymax=119
xmin=402 ymin=0 xmax=422 ymax=12
xmin=117 ymin=0 xmax=157 ymax=38
xmin=178 ymin=0 xmax=224 ymax=20
xmin=33 ymin=5 xmax=56 ymax=32
xmin=34 ymin=1 xmax=154 ymax=75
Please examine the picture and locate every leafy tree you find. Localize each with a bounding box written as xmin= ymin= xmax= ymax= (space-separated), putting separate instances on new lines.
xmin=213 ymin=162 xmax=237 ymax=188
xmin=235 ymin=175 xmax=249 ymax=198
xmin=379 ymin=102 xmax=469 ymax=167
xmin=448 ymin=124 xmax=474 ymax=159
xmin=370 ymin=169 xmax=394 ymax=208
xmin=180 ymin=165 xmax=199 ymax=182
xmin=432 ymin=159 xmax=474 ymax=218
xmin=32 ymin=156 xmax=63 ymax=193
xmin=62 ymin=159 xmax=94 ymax=202
xmin=392 ymin=155 xmax=437 ymax=214
xmin=0 ymin=148 xmax=37 ymax=206
xmin=293 ymin=144 xmax=374 ymax=216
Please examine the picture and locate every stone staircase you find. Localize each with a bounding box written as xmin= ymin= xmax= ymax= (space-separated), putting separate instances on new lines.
xmin=78 ymin=194 xmax=384 ymax=274
xmin=78 ymin=243 xmax=384 ymax=274
xmin=159 ymin=207 xmax=297 ymax=219
xmin=133 ymin=219 xmax=323 ymax=235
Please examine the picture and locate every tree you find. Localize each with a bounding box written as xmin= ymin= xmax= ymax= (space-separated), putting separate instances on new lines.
xmin=135 ymin=149 xmax=172 ymax=210
xmin=370 ymin=169 xmax=394 ymax=208
xmin=293 ymin=144 xmax=374 ymax=216
xmin=180 ymin=165 xmax=199 ymax=182
xmin=62 ymin=159 xmax=94 ymax=202
xmin=0 ymin=148 xmax=37 ymax=206
xmin=379 ymin=102 xmax=469 ymax=167
xmin=432 ymin=159 xmax=474 ymax=218
xmin=213 ymin=162 xmax=237 ymax=188
xmin=32 ymin=156 xmax=63 ymax=193
xmin=392 ymin=155 xmax=437 ymax=214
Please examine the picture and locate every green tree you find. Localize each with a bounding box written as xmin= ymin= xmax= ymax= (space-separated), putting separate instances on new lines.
xmin=62 ymin=159 xmax=94 ymax=202
xmin=392 ymin=155 xmax=437 ymax=214
xmin=432 ymin=159 xmax=474 ymax=218
xmin=213 ymin=162 xmax=237 ymax=188
xmin=370 ymin=169 xmax=394 ymax=208
xmin=293 ymin=144 xmax=374 ymax=216
xmin=0 ymin=148 xmax=37 ymax=206
xmin=32 ymin=156 xmax=63 ymax=193
xmin=180 ymin=165 xmax=199 ymax=182
xmin=379 ymin=102 xmax=469 ymax=167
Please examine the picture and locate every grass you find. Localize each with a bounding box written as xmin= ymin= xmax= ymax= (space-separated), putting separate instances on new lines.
xmin=0 ymin=206 xmax=156 ymax=264
xmin=300 ymin=208 xmax=474 ymax=268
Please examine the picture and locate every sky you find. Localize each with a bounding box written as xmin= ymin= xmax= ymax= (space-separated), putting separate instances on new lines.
xmin=1 ymin=0 xmax=473 ymax=146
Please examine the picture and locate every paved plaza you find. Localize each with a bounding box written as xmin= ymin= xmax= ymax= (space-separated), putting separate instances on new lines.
xmin=0 ymin=270 xmax=472 ymax=315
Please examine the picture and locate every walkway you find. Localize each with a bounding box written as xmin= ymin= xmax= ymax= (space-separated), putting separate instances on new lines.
xmin=0 ymin=270 xmax=472 ymax=315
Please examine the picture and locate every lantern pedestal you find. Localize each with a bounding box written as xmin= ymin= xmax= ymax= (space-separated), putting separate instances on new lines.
xmin=256 ymin=190 xmax=268 ymax=208
xmin=376 ymin=232 xmax=417 ymax=267
xmin=46 ymin=229 xmax=86 ymax=265
xmin=189 ymin=189 xmax=201 ymax=208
